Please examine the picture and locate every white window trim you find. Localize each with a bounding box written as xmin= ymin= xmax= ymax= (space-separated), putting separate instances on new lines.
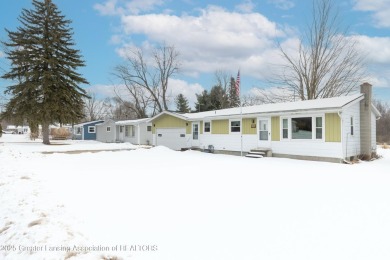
xmin=281 ymin=117 xmax=289 ymax=140
xmin=88 ymin=126 xmax=96 ymax=133
xmin=106 ymin=126 xmax=111 ymax=132
xmin=314 ymin=116 xmax=324 ymax=140
xmin=280 ymin=114 xmax=324 ymax=142
xmin=204 ymin=121 xmax=211 ymax=134
xmin=229 ymin=119 xmax=241 ymax=134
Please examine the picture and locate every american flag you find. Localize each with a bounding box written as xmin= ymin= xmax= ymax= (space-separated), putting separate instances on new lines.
xmin=235 ymin=70 xmax=240 ymax=96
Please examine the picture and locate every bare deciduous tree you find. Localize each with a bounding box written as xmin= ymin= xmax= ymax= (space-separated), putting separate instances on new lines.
xmin=83 ymin=91 xmax=112 ymax=121
xmin=113 ymin=44 xmax=179 ymax=117
xmin=154 ymin=45 xmax=180 ymax=111
xmin=262 ymin=0 xmax=365 ymax=102
xmin=373 ymin=100 xmax=390 ymax=144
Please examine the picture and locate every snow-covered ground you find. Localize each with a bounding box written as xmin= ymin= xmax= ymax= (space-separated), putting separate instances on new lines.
xmin=1 ymin=134 xmax=390 ymax=260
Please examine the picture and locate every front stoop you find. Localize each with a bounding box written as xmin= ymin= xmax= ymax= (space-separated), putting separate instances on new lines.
xmin=245 ymin=148 xmax=272 ymax=158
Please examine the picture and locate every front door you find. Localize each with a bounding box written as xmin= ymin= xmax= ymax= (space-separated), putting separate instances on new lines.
xmin=258 ymin=118 xmax=271 ymax=148
xmin=192 ymin=122 xmax=200 ymax=147
xmin=118 ymin=126 xmax=125 ymax=141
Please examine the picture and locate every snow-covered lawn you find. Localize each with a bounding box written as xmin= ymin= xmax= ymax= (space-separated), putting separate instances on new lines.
xmin=1 ymin=134 xmax=390 ymax=260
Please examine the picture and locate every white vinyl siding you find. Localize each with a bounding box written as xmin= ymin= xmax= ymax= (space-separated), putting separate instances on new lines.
xmin=342 ymin=102 xmax=360 ymax=158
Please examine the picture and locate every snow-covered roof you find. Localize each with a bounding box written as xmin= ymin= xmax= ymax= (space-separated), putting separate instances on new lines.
xmin=182 ymin=93 xmax=364 ymax=120
xmin=150 ymin=94 xmax=366 ymax=122
xmin=115 ymin=118 xmax=150 ymax=126
xmin=74 ymin=120 xmax=104 ymax=127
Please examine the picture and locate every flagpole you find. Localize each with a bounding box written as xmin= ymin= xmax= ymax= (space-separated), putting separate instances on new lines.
xmin=236 ymin=69 xmax=243 ymax=157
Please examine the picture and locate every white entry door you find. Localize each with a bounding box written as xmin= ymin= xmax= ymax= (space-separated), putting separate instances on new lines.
xmin=118 ymin=126 xmax=125 ymax=141
xmin=192 ymin=122 xmax=200 ymax=147
xmin=258 ymin=118 xmax=271 ymax=148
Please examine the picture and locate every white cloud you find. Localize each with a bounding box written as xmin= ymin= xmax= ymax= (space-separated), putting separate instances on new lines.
xmin=353 ymin=0 xmax=390 ymax=27
xmin=86 ymin=80 xmax=204 ymax=110
xmin=354 ymin=35 xmax=390 ymax=64
xmin=0 ymin=51 xmax=5 ymax=58
xmin=118 ymin=6 xmax=285 ymax=80
xmin=267 ymin=0 xmax=295 ymax=10
xmin=94 ymin=0 xmax=164 ymax=16
xmin=352 ymin=35 xmax=390 ymax=88
xmin=235 ymin=0 xmax=256 ymax=13
xmin=166 ymin=79 xmax=204 ymax=109
xmin=86 ymin=84 xmax=117 ymax=99
xmin=94 ymin=0 xmax=121 ymax=16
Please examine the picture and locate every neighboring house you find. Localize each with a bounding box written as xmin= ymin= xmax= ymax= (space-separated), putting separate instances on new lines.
xmin=95 ymin=118 xmax=152 ymax=145
xmin=6 ymin=125 xmax=30 ymax=134
xmin=116 ymin=118 xmax=152 ymax=145
xmin=96 ymin=119 xmax=117 ymax=143
xmin=148 ymin=83 xmax=381 ymax=163
xmin=73 ymin=120 xmax=104 ymax=140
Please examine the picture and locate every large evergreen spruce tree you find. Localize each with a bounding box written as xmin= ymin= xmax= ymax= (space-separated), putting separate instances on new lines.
xmin=1 ymin=0 xmax=89 ymax=144
xmin=175 ymin=94 xmax=190 ymax=113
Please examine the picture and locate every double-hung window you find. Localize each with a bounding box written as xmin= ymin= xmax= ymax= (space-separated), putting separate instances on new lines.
xmin=106 ymin=126 xmax=111 ymax=132
xmin=350 ymin=117 xmax=354 ymax=136
xmin=315 ymin=117 xmax=322 ymax=139
xmin=230 ymin=120 xmax=241 ymax=133
xmin=88 ymin=126 xmax=95 ymax=133
xmin=204 ymin=122 xmax=211 ymax=133
xmin=282 ymin=118 xmax=288 ymax=139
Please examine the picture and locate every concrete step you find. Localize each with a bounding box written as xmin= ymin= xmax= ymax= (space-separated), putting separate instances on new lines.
xmin=250 ymin=148 xmax=272 ymax=157
xmin=248 ymin=151 xmax=265 ymax=156
xmin=245 ymin=153 xmax=263 ymax=158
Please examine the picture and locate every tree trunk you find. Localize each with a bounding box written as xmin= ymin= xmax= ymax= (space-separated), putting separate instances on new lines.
xmin=42 ymin=122 xmax=50 ymax=145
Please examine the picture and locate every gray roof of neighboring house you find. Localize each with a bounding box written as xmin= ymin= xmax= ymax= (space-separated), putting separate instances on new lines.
xmin=115 ymin=118 xmax=150 ymax=125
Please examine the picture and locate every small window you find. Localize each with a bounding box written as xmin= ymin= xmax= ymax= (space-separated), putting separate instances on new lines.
xmin=88 ymin=126 xmax=95 ymax=133
xmin=147 ymin=126 xmax=152 ymax=131
xmin=230 ymin=120 xmax=241 ymax=133
xmin=204 ymin=122 xmax=210 ymax=133
xmin=282 ymin=119 xmax=288 ymax=139
xmin=291 ymin=117 xmax=312 ymax=139
xmin=316 ymin=117 xmax=322 ymax=139
xmin=106 ymin=126 xmax=111 ymax=132
xmin=350 ymin=117 xmax=354 ymax=136
xmin=119 ymin=126 xmax=124 ymax=133
xmin=76 ymin=127 xmax=82 ymax=135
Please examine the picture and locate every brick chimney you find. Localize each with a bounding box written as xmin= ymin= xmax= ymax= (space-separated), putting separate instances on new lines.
xmin=359 ymin=82 xmax=372 ymax=159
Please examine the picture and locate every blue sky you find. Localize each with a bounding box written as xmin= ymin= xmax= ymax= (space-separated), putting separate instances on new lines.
xmin=1 ymin=0 xmax=390 ymax=109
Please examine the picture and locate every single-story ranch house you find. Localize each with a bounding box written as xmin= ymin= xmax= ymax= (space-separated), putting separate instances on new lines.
xmin=73 ymin=120 xmax=104 ymax=140
xmin=148 ymin=83 xmax=380 ymax=163
xmin=96 ymin=118 xmax=152 ymax=145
